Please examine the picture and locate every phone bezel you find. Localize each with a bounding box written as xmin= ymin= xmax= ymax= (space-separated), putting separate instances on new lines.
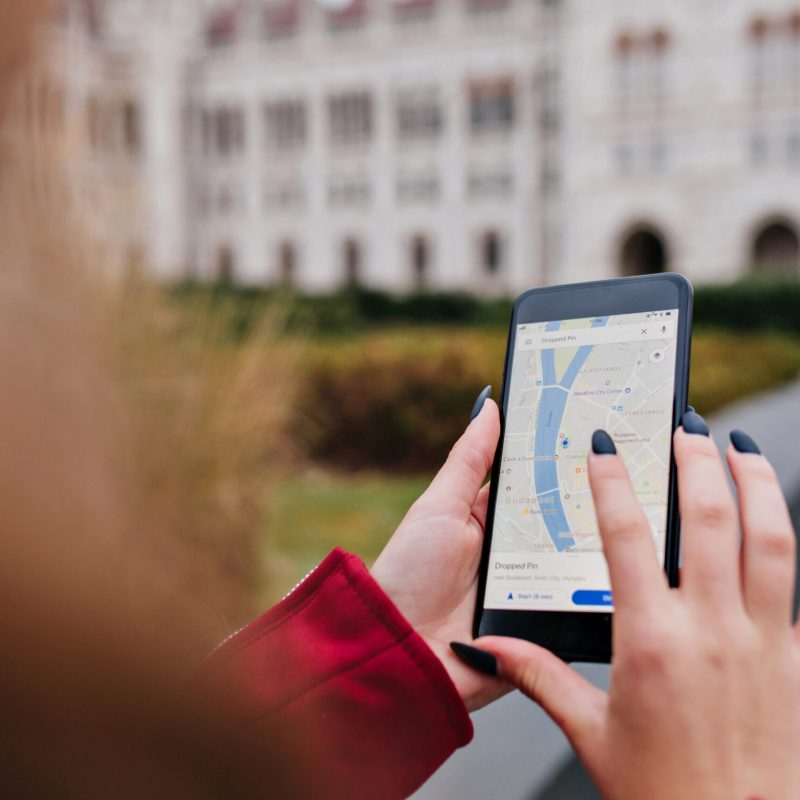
xmin=473 ymin=273 xmax=693 ymax=663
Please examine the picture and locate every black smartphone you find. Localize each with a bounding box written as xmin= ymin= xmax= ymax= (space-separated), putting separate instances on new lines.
xmin=474 ymin=274 xmax=693 ymax=663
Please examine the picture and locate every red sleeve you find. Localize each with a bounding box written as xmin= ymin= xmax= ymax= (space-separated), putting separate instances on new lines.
xmin=199 ymin=548 xmax=473 ymax=799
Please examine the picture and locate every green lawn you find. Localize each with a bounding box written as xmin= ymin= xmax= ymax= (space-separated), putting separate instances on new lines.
xmin=261 ymin=470 xmax=432 ymax=604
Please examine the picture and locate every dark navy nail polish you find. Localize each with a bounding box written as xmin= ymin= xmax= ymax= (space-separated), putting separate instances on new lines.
xmin=591 ymin=430 xmax=617 ymax=455
xmin=470 ymin=385 xmax=492 ymax=423
xmin=450 ymin=642 xmax=498 ymax=677
xmin=730 ymin=429 xmax=761 ymax=455
xmin=686 ymin=405 xmax=696 ymax=414
xmin=682 ymin=410 xmax=709 ymax=436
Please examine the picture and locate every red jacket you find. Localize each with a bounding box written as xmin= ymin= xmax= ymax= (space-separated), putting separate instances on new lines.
xmin=201 ymin=548 xmax=473 ymax=799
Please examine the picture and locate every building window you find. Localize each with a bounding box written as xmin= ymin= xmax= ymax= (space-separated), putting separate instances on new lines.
xmin=264 ymin=99 xmax=306 ymax=151
xmin=481 ymin=230 xmax=503 ymax=275
xmin=396 ymin=88 xmax=443 ymax=142
xmin=217 ymin=184 xmax=241 ymax=215
xmin=393 ymin=0 xmax=437 ymax=24
xmin=619 ymin=226 xmax=668 ymax=276
xmin=396 ymin=173 xmax=440 ymax=203
xmin=614 ymin=141 xmax=634 ymax=174
xmin=788 ymin=126 xmax=800 ymax=163
xmin=263 ymin=0 xmax=300 ymax=41
xmin=278 ymin=241 xmax=297 ymax=286
xmin=410 ymin=235 xmax=431 ymax=288
xmin=343 ymin=238 xmax=363 ymax=285
xmin=614 ymin=32 xmax=635 ymax=110
xmin=613 ymin=28 xmax=672 ymax=111
xmin=469 ymin=77 xmax=515 ymax=135
xmin=326 ymin=0 xmax=367 ymax=32
xmin=749 ymin=130 xmax=769 ymax=166
xmin=467 ymin=167 xmax=514 ymax=198
xmin=791 ymin=14 xmax=800 ymax=94
xmin=329 ymin=175 xmax=370 ymax=207
xmin=212 ymin=107 xmax=246 ymax=158
xmin=217 ymin=245 xmax=236 ymax=282
xmin=746 ymin=14 xmax=800 ymax=100
xmin=328 ymin=91 xmax=373 ymax=146
xmin=81 ymin=0 xmax=103 ymax=38
xmin=748 ymin=17 xmax=769 ymax=98
xmin=264 ymin=180 xmax=304 ymax=210
xmin=465 ymin=0 xmax=511 ymax=16
xmin=206 ymin=4 xmax=241 ymax=47
xmin=649 ymin=138 xmax=667 ymax=172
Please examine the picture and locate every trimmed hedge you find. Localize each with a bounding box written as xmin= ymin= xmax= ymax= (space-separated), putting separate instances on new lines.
xmin=170 ymin=278 xmax=800 ymax=336
xmin=693 ymin=280 xmax=800 ymax=333
xmin=296 ymin=330 xmax=506 ymax=472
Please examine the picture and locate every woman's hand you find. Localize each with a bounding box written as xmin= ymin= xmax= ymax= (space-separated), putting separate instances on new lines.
xmin=457 ymin=415 xmax=800 ymax=800
xmin=371 ymin=387 xmax=507 ymax=712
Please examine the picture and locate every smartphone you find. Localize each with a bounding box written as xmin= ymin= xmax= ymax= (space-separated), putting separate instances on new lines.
xmin=473 ymin=274 xmax=693 ymax=663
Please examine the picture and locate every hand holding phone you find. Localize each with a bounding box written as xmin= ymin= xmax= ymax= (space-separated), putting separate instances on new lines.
xmin=463 ymin=423 xmax=800 ymax=800
xmin=474 ymin=274 xmax=693 ymax=661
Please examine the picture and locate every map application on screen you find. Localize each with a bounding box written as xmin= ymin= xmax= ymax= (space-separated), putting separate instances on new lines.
xmin=484 ymin=310 xmax=679 ymax=613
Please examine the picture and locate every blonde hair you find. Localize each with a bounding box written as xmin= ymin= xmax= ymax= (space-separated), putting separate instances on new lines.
xmin=0 ymin=4 xmax=303 ymax=795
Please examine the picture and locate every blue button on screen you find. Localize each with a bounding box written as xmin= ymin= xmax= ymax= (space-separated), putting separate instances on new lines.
xmin=572 ymin=590 xmax=613 ymax=606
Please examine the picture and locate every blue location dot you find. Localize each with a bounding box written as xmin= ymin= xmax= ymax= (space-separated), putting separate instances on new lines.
xmin=561 ymin=438 xmax=570 ymax=449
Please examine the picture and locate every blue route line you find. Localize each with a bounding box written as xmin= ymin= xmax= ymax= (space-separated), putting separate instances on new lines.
xmin=533 ymin=317 xmax=608 ymax=551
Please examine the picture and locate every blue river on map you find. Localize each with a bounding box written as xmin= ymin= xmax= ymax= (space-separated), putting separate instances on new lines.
xmin=533 ymin=317 xmax=609 ymax=551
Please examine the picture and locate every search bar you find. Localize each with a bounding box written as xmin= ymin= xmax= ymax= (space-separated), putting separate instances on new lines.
xmin=517 ymin=320 xmax=676 ymax=351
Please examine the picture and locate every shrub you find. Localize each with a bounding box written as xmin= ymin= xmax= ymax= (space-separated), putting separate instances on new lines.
xmin=297 ymin=330 xmax=505 ymax=471
xmin=689 ymin=331 xmax=800 ymax=414
xmin=694 ymin=279 xmax=800 ymax=333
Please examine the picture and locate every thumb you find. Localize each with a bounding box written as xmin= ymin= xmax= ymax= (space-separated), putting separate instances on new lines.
xmin=419 ymin=391 xmax=500 ymax=519
xmin=475 ymin=636 xmax=606 ymax=753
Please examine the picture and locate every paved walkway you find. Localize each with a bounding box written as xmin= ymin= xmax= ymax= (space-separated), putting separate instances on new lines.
xmin=413 ymin=378 xmax=800 ymax=800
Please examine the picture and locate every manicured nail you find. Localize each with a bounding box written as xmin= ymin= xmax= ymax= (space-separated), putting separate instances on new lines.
xmin=450 ymin=642 xmax=498 ymax=676
xmin=591 ymin=429 xmax=617 ymax=455
xmin=686 ymin=405 xmax=696 ymax=414
xmin=730 ymin=429 xmax=761 ymax=455
xmin=682 ymin=410 xmax=709 ymax=437
xmin=470 ymin=385 xmax=492 ymax=423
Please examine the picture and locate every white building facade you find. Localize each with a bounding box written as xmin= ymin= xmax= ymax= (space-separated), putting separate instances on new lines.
xmin=52 ymin=0 xmax=800 ymax=291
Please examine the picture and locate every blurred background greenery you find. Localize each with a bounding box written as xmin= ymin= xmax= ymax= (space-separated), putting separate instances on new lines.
xmin=151 ymin=278 xmax=800 ymax=613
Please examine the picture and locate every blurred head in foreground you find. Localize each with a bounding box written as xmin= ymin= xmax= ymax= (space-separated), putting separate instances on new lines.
xmin=0 ymin=2 xmax=301 ymax=795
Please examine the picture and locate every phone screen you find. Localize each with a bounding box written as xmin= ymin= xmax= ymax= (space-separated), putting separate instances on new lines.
xmin=483 ymin=309 xmax=679 ymax=613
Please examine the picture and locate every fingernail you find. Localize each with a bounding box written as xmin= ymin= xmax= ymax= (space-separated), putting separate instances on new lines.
xmin=730 ymin=429 xmax=761 ymax=455
xmin=591 ymin=429 xmax=617 ymax=455
xmin=450 ymin=642 xmax=498 ymax=676
xmin=686 ymin=405 xmax=696 ymax=414
xmin=682 ymin=410 xmax=709 ymax=437
xmin=469 ymin=385 xmax=492 ymax=423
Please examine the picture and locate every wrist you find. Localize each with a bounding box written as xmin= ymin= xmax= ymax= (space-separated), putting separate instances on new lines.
xmin=421 ymin=635 xmax=506 ymax=713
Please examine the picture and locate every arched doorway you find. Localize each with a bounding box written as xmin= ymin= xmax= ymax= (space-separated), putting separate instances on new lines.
xmin=752 ymin=220 xmax=800 ymax=277
xmin=619 ymin=226 xmax=668 ymax=276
